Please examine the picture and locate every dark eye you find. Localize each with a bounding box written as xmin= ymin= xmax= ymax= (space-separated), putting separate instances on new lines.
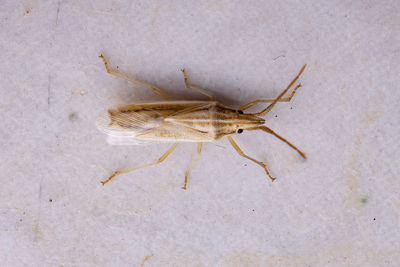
xmin=237 ymin=110 xmax=244 ymax=114
xmin=237 ymin=129 xmax=243 ymax=134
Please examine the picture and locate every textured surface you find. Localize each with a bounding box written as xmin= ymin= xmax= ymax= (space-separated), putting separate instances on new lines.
xmin=1 ymin=1 xmax=399 ymax=266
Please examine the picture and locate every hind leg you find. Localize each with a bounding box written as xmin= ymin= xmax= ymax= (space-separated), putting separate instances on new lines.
xmin=99 ymin=55 xmax=170 ymax=100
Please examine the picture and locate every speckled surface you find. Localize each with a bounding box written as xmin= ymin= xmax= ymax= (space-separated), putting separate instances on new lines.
xmin=1 ymin=1 xmax=399 ymax=266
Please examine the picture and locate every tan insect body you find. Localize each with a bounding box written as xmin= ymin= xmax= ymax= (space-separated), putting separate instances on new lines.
xmin=97 ymin=55 xmax=306 ymax=189
xmin=97 ymin=101 xmax=265 ymax=143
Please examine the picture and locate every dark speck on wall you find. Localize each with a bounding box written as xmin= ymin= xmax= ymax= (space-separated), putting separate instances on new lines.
xmin=361 ymin=197 xmax=368 ymax=204
xmin=68 ymin=112 xmax=78 ymax=122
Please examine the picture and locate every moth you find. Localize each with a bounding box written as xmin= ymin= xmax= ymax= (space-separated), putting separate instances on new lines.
xmin=97 ymin=55 xmax=306 ymax=189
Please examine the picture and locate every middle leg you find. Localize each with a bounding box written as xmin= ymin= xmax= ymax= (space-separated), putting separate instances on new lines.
xmin=182 ymin=142 xmax=203 ymax=190
xmin=181 ymin=69 xmax=214 ymax=100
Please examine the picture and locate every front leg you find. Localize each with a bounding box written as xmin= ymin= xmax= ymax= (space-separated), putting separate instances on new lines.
xmin=227 ymin=136 xmax=275 ymax=182
xmin=238 ymin=84 xmax=302 ymax=111
xmin=239 ymin=64 xmax=306 ymax=113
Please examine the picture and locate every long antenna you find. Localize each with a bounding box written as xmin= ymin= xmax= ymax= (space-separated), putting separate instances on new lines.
xmin=249 ymin=126 xmax=306 ymax=159
xmin=253 ymin=64 xmax=306 ymax=116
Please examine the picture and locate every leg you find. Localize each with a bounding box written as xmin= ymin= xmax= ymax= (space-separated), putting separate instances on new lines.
xmin=254 ymin=64 xmax=306 ymax=116
xmin=227 ymin=136 xmax=275 ymax=181
xmin=99 ymin=55 xmax=170 ymax=100
xmin=101 ymin=143 xmax=179 ymax=185
xmin=181 ymin=69 xmax=214 ymax=100
xmin=182 ymin=142 xmax=203 ymax=190
xmin=238 ymin=84 xmax=302 ymax=111
xmin=241 ymin=64 xmax=306 ymax=115
xmin=248 ymin=126 xmax=306 ymax=159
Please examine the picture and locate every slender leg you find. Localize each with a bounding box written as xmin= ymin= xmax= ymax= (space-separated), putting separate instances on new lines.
xmin=181 ymin=69 xmax=214 ymax=100
xmin=239 ymin=84 xmax=302 ymax=111
xmin=249 ymin=126 xmax=306 ymax=159
xmin=227 ymin=136 xmax=275 ymax=181
xmin=99 ymin=55 xmax=170 ymax=100
xmin=182 ymin=142 xmax=203 ymax=190
xmin=241 ymin=64 xmax=306 ymax=115
xmin=101 ymin=143 xmax=179 ymax=185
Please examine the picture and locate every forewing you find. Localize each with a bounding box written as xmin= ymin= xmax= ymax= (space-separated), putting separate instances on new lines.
xmin=96 ymin=108 xmax=164 ymax=145
xmin=97 ymin=101 xmax=217 ymax=144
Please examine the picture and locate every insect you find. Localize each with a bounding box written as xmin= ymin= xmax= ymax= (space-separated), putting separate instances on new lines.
xmin=97 ymin=55 xmax=306 ymax=189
